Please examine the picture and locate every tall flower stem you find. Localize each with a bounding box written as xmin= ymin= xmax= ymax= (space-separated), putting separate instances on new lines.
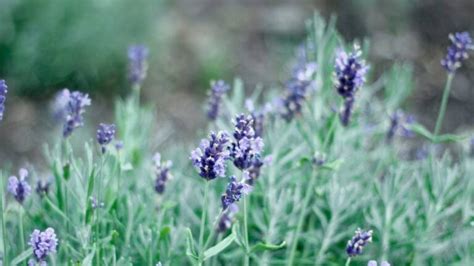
xmin=243 ymin=197 xmax=250 ymax=266
xmin=199 ymin=182 xmax=210 ymax=256
xmin=0 ymin=174 xmax=8 ymax=266
xmin=287 ymin=170 xmax=316 ymax=266
xmin=433 ymin=74 xmax=454 ymax=137
xmin=345 ymin=258 xmax=352 ymax=266
xmin=95 ymin=154 xmax=107 ymax=265
xmin=19 ymin=209 xmax=25 ymax=253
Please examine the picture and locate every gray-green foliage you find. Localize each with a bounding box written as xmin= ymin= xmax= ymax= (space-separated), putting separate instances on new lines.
xmin=1 ymin=14 xmax=473 ymax=266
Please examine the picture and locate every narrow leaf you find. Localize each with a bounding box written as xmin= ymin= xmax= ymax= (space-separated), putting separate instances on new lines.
xmin=203 ymin=231 xmax=236 ymax=261
xmin=82 ymin=247 xmax=96 ymax=266
xmin=185 ymin=228 xmax=198 ymax=259
xmin=435 ymin=133 xmax=467 ymax=143
xmin=11 ymin=248 xmax=33 ymax=265
xmin=409 ymin=123 xmax=434 ymax=141
xmin=250 ymin=241 xmax=286 ymax=253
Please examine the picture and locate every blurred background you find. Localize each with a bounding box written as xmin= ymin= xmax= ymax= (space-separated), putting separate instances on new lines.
xmin=1 ymin=0 xmax=474 ymax=166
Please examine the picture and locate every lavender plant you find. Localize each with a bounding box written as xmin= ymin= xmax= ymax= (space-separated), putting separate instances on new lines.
xmin=0 ymin=13 xmax=473 ymax=266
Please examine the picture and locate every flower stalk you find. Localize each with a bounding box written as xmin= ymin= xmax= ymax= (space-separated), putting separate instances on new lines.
xmin=433 ymin=74 xmax=454 ymax=137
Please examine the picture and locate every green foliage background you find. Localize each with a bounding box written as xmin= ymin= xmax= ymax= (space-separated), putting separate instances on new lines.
xmin=0 ymin=0 xmax=161 ymax=97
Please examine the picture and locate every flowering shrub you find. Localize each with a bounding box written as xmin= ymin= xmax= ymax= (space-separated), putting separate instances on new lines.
xmin=0 ymin=14 xmax=473 ymax=266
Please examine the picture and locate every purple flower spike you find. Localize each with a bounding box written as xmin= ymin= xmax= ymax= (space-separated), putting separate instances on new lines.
xmin=221 ymin=175 xmax=252 ymax=210
xmin=441 ymin=32 xmax=474 ymax=73
xmin=0 ymin=79 xmax=8 ymax=121
xmin=190 ymin=131 xmax=230 ymax=180
xmin=230 ymin=114 xmax=264 ymax=170
xmin=334 ymin=45 xmax=369 ymax=126
xmin=346 ymin=228 xmax=373 ymax=257
xmin=50 ymin=89 xmax=71 ymax=122
xmin=207 ymin=80 xmax=230 ymax=121
xmin=28 ymin=227 xmax=58 ymax=264
xmin=128 ymin=45 xmax=149 ymax=87
xmin=62 ymin=90 xmax=91 ymax=137
xmin=96 ymin=123 xmax=116 ymax=153
xmin=153 ymin=153 xmax=172 ymax=194
xmin=280 ymin=59 xmax=317 ymax=122
xmin=386 ymin=110 xmax=415 ymax=141
xmin=36 ymin=180 xmax=50 ymax=197
xmin=7 ymin=168 xmax=32 ymax=204
xmin=217 ymin=203 xmax=239 ymax=233
xmin=89 ymin=196 xmax=104 ymax=209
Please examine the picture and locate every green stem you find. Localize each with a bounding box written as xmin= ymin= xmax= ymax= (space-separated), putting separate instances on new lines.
xmin=19 ymin=209 xmax=25 ymax=253
xmin=95 ymin=154 xmax=107 ymax=265
xmin=345 ymin=257 xmax=351 ymax=266
xmin=322 ymin=114 xmax=337 ymax=151
xmin=287 ymin=171 xmax=317 ymax=266
xmin=199 ymin=182 xmax=210 ymax=255
xmin=433 ymin=74 xmax=454 ymax=137
xmin=243 ymin=197 xmax=250 ymax=266
xmin=315 ymin=217 xmax=336 ymax=265
xmin=0 ymin=174 xmax=8 ymax=266
xmin=381 ymin=204 xmax=393 ymax=261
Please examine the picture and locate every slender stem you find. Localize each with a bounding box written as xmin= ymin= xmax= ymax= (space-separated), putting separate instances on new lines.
xmin=95 ymin=154 xmax=107 ymax=265
xmin=0 ymin=174 xmax=8 ymax=266
xmin=287 ymin=171 xmax=317 ymax=266
xmin=315 ymin=217 xmax=336 ymax=265
xmin=203 ymin=226 xmax=216 ymax=251
xmin=345 ymin=257 xmax=351 ymax=266
xmin=381 ymin=203 xmax=393 ymax=262
xmin=322 ymin=114 xmax=337 ymax=151
xmin=199 ymin=182 xmax=210 ymax=252
xmin=243 ymin=197 xmax=250 ymax=266
xmin=19 ymin=209 xmax=25 ymax=253
xmin=433 ymin=74 xmax=454 ymax=137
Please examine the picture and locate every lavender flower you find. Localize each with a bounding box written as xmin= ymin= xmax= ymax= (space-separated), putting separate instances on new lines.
xmin=246 ymin=158 xmax=264 ymax=185
xmin=115 ymin=140 xmax=124 ymax=151
xmin=28 ymin=228 xmax=58 ymax=265
xmin=153 ymin=153 xmax=172 ymax=194
xmin=368 ymin=261 xmax=390 ymax=266
xmin=386 ymin=110 xmax=415 ymax=141
xmin=35 ymin=180 xmax=50 ymax=197
xmin=230 ymin=114 xmax=264 ymax=170
xmin=128 ymin=45 xmax=149 ymax=87
xmin=190 ymin=131 xmax=230 ymax=180
xmin=0 ymin=80 xmax=8 ymax=121
xmin=334 ymin=45 xmax=369 ymax=126
xmin=50 ymin=89 xmax=71 ymax=122
xmin=7 ymin=168 xmax=31 ymax=204
xmin=89 ymin=196 xmax=104 ymax=209
xmin=245 ymin=99 xmax=268 ymax=137
xmin=221 ymin=175 xmax=252 ymax=210
xmin=207 ymin=80 xmax=230 ymax=120
xmin=62 ymin=90 xmax=91 ymax=137
xmin=346 ymin=228 xmax=373 ymax=257
xmin=280 ymin=61 xmax=317 ymax=122
xmin=415 ymin=145 xmax=429 ymax=161
xmin=217 ymin=203 xmax=239 ymax=233
xmin=312 ymin=152 xmax=326 ymax=166
xmin=96 ymin=123 xmax=116 ymax=153
xmin=441 ymin=32 xmax=474 ymax=73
